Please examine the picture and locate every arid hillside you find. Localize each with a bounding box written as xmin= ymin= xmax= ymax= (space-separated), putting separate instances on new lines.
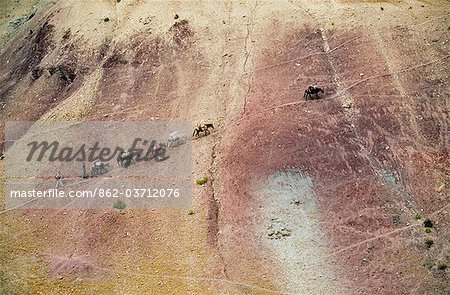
xmin=1 ymin=0 xmax=449 ymax=294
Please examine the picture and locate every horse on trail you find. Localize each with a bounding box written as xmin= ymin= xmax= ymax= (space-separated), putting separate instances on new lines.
xmin=193 ymin=123 xmax=214 ymax=137
xmin=304 ymin=85 xmax=324 ymax=100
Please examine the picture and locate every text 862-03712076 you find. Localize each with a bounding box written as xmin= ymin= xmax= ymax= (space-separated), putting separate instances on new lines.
xmin=96 ymin=188 xmax=180 ymax=198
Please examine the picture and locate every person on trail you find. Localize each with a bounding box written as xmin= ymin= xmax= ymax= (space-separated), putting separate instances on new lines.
xmin=154 ymin=141 xmax=160 ymax=151
xmin=81 ymin=162 xmax=88 ymax=179
xmin=55 ymin=171 xmax=63 ymax=188
xmin=199 ymin=123 xmax=206 ymax=131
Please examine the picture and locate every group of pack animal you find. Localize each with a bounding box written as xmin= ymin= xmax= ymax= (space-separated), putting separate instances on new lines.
xmin=191 ymin=85 xmax=321 ymax=140
xmin=192 ymin=86 xmax=322 ymax=135
xmin=60 ymin=84 xmax=323 ymax=181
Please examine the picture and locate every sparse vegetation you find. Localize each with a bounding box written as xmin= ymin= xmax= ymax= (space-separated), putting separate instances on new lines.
xmin=103 ymin=52 xmax=128 ymax=68
xmin=437 ymin=263 xmax=448 ymax=271
xmin=76 ymin=109 xmax=86 ymax=118
xmin=423 ymin=260 xmax=433 ymax=269
xmin=423 ymin=218 xmax=433 ymax=228
xmin=196 ymin=176 xmax=208 ymax=185
xmin=48 ymin=65 xmax=77 ymax=83
xmin=1 ymin=1 xmax=449 ymax=293
xmin=113 ymin=199 xmax=126 ymax=210
xmin=31 ymin=67 xmax=43 ymax=81
xmin=62 ymin=29 xmax=71 ymax=40
xmin=424 ymin=238 xmax=434 ymax=248
xmin=392 ymin=214 xmax=400 ymax=225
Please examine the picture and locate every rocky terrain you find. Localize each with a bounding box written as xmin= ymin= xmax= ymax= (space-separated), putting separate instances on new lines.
xmin=0 ymin=0 xmax=449 ymax=294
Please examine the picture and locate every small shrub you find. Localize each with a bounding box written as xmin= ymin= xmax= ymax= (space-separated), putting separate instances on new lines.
xmin=188 ymin=210 xmax=194 ymax=215
xmin=423 ymin=260 xmax=433 ymax=269
xmin=415 ymin=213 xmax=421 ymax=220
xmin=437 ymin=263 xmax=448 ymax=271
xmin=392 ymin=214 xmax=401 ymax=225
xmin=62 ymin=29 xmax=71 ymax=40
xmin=424 ymin=238 xmax=434 ymax=248
xmin=103 ymin=53 xmax=128 ymax=68
xmin=196 ymin=176 xmax=208 ymax=185
xmin=31 ymin=67 xmax=43 ymax=81
xmin=48 ymin=65 xmax=77 ymax=83
xmin=425 ymin=227 xmax=432 ymax=233
xmin=423 ymin=218 xmax=433 ymax=228
xmin=77 ymin=110 xmax=86 ymax=118
xmin=104 ymin=17 xmax=110 ymax=22
xmin=113 ymin=199 xmax=126 ymax=210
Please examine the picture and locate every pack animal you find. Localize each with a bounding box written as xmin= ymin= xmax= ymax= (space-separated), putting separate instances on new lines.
xmin=117 ymin=151 xmax=137 ymax=168
xmin=90 ymin=161 xmax=110 ymax=176
xmin=304 ymin=86 xmax=324 ymax=100
xmin=193 ymin=123 xmax=214 ymax=137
